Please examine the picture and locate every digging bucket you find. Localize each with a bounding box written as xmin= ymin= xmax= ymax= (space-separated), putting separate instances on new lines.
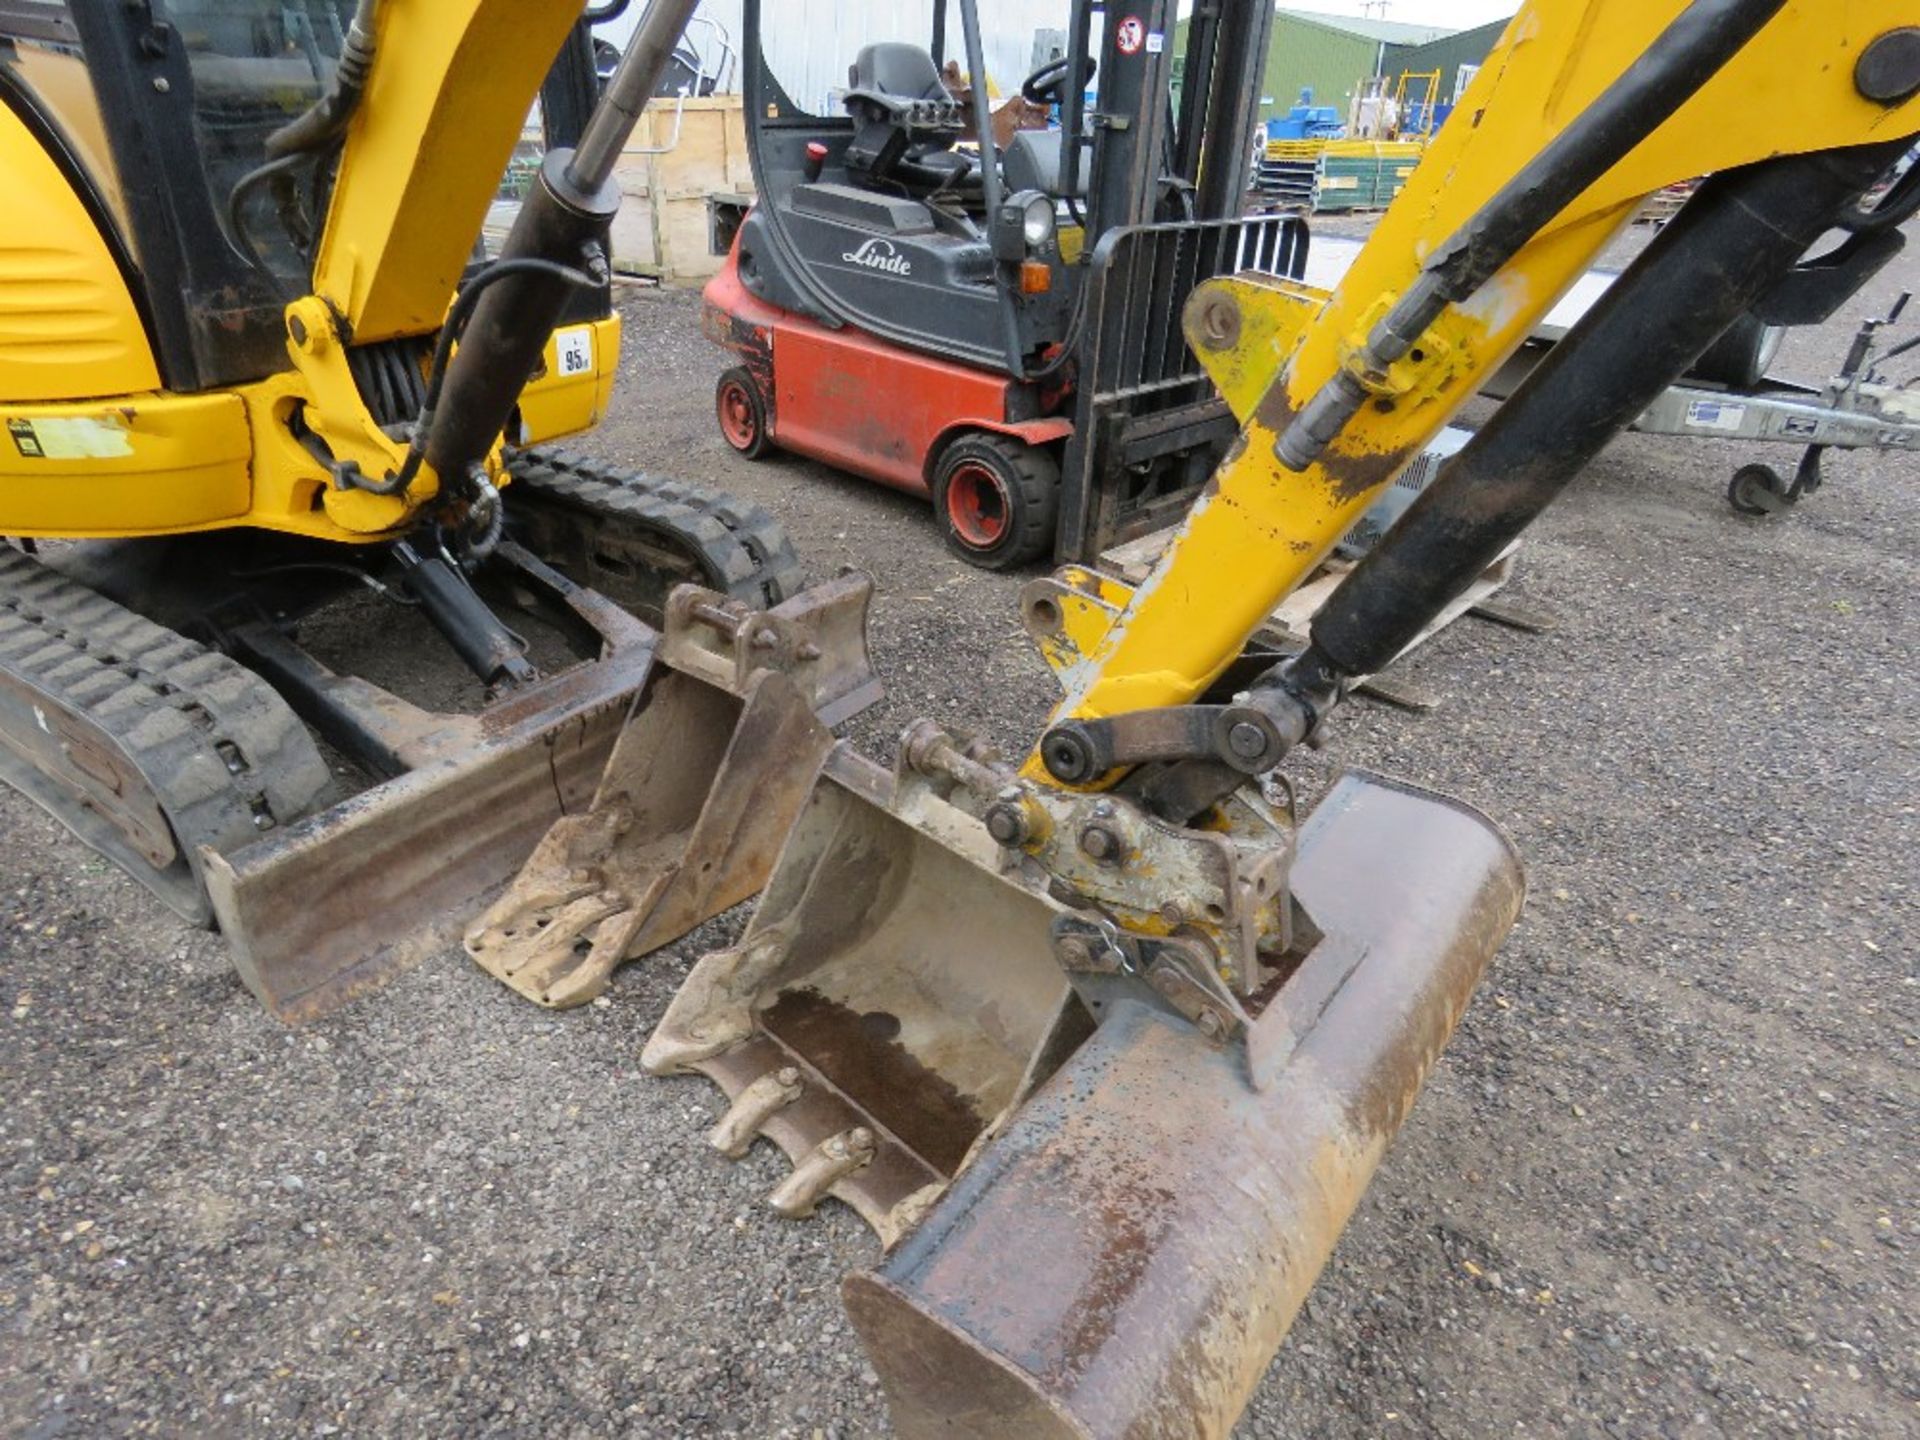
xmin=841 ymin=772 xmax=1524 ymax=1438
xmin=466 ymin=574 xmax=882 ymax=1008
xmin=643 ymin=740 xmax=1083 ymax=1246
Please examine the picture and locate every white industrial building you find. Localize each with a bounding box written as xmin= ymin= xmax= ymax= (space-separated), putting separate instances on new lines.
xmin=599 ymin=0 xmax=1079 ymax=115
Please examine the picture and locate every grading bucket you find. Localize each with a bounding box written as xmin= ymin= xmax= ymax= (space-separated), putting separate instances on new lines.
xmin=844 ymin=772 xmax=1524 ymax=1438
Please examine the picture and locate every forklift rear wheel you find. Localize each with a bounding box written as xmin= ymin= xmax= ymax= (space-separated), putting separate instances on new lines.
xmin=716 ymin=369 xmax=772 ymax=460
xmin=933 ymin=434 xmax=1060 ymax=571
xmin=1727 ymin=462 xmax=1789 ymax=516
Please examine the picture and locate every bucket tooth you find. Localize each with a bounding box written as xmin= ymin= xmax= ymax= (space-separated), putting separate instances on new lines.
xmin=641 ymin=925 xmax=798 ymax=1072
xmin=768 ymin=1127 xmax=877 ymax=1219
xmin=709 ymin=1065 xmax=804 ymax=1158
xmin=469 ymin=574 xmax=880 ymax=1007
xmin=643 ymin=740 xmax=1075 ymax=1242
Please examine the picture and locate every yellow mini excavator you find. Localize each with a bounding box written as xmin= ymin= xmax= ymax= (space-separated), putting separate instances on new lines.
xmin=0 ymin=0 xmax=879 ymax=1017
xmin=478 ymin=1 xmax=1919 ymax=1435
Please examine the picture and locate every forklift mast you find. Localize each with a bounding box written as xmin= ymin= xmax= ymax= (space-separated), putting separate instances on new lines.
xmin=1066 ymin=0 xmax=1275 ymax=241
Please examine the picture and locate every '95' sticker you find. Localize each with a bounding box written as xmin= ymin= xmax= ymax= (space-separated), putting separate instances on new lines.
xmin=554 ymin=328 xmax=594 ymax=378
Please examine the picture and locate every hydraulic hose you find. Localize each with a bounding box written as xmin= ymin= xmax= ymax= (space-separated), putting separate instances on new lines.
xmin=417 ymin=0 xmax=701 ymax=495
xmin=364 ymin=257 xmax=602 ymax=499
xmin=1274 ymin=0 xmax=1793 ymax=472
xmin=266 ymin=0 xmax=379 ymax=160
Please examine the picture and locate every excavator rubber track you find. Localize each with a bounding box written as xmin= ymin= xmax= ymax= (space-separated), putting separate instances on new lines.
xmin=0 ymin=546 xmax=333 ymax=925
xmin=506 ymin=446 xmax=803 ymax=617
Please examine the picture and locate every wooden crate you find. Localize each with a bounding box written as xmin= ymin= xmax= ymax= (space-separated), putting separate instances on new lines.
xmin=610 ymin=95 xmax=755 ymax=285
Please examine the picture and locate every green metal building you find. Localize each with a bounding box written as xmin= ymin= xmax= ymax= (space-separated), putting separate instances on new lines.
xmin=1382 ymin=18 xmax=1516 ymax=108
xmin=1255 ymin=9 xmax=1449 ymax=120
xmin=1176 ymin=8 xmax=1513 ymax=124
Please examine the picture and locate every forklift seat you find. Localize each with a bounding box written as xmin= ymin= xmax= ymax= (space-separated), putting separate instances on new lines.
xmin=845 ymin=43 xmax=951 ymax=111
xmin=841 ymin=43 xmax=978 ymax=203
xmin=1002 ymin=129 xmax=1088 ymax=201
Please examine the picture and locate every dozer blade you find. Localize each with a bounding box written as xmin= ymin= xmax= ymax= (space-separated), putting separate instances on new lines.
xmin=643 ymin=742 xmax=1087 ymax=1247
xmin=206 ymin=574 xmax=878 ymax=1024
xmin=843 ymin=774 xmax=1524 ymax=1440
xmin=467 ymin=573 xmax=882 ymax=1008
xmin=203 ymin=642 xmax=653 ymax=1023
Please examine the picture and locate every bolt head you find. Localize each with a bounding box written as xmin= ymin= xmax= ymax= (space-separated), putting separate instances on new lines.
xmin=984 ymin=803 xmax=1026 ymax=846
xmin=1227 ymin=721 xmax=1269 ymax=761
xmin=1056 ymin=936 xmax=1093 ymax=969
xmin=1079 ymin=825 xmax=1120 ymax=863
xmin=1857 ymin=27 xmax=1920 ymax=104
xmin=1196 ymin=292 xmax=1241 ymax=351
xmin=1043 ymin=732 xmax=1095 ymax=783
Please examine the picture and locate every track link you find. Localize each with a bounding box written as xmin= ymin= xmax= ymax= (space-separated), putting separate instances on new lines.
xmin=505 ymin=446 xmax=802 ymax=619
xmin=0 ymin=546 xmax=332 ymax=924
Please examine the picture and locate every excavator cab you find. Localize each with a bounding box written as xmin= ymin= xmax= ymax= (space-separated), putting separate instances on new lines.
xmin=0 ymin=0 xmax=617 ymax=500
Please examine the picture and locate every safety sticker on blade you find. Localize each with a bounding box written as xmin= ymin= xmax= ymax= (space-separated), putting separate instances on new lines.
xmin=1685 ymin=399 xmax=1747 ymax=433
xmin=7 ymin=415 xmax=134 ymax=459
xmin=555 ymin=328 xmax=594 ymax=379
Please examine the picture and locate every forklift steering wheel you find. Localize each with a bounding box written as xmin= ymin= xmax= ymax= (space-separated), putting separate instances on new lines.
xmin=1022 ymin=55 xmax=1093 ymax=106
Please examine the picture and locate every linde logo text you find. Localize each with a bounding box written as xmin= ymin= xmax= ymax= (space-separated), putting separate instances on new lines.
xmin=841 ymin=238 xmax=912 ymax=275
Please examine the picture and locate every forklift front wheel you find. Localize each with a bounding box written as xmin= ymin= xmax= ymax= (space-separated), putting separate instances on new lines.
xmin=716 ymin=368 xmax=773 ymax=460
xmin=1727 ymin=463 xmax=1790 ymax=517
xmin=932 ymin=434 xmax=1059 ymax=571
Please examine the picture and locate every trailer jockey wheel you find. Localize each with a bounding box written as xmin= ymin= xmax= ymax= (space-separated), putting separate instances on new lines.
xmin=716 ymin=368 xmax=772 ymax=460
xmin=1727 ymin=462 xmax=1791 ymax=516
xmin=932 ymin=433 xmax=1060 ymax=571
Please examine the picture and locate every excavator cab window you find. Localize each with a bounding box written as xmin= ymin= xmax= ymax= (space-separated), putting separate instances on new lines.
xmin=167 ymin=0 xmax=360 ymax=285
xmin=4 ymin=0 xmax=354 ymax=392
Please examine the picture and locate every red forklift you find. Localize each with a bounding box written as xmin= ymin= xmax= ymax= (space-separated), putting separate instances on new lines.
xmin=703 ymin=0 xmax=1306 ymax=568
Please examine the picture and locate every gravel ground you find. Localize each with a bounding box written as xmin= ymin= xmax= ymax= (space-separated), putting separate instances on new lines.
xmin=3 ymin=223 xmax=1916 ymax=1440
